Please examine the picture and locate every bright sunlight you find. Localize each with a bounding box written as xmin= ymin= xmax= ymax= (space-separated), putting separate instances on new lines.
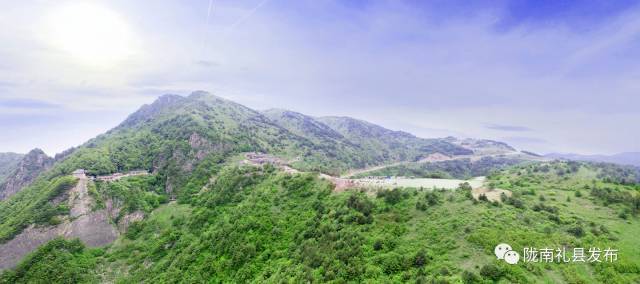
xmin=45 ymin=3 xmax=135 ymax=68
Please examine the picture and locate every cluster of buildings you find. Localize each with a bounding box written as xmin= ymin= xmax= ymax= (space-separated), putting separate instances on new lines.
xmin=72 ymin=169 xmax=149 ymax=182
xmin=243 ymin=152 xmax=288 ymax=166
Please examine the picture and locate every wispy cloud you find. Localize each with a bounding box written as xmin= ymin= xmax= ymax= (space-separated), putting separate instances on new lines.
xmin=0 ymin=1 xmax=638 ymax=155
xmin=0 ymin=99 xmax=59 ymax=109
xmin=485 ymin=124 xmax=532 ymax=132
xmin=194 ymin=59 xmax=220 ymax=68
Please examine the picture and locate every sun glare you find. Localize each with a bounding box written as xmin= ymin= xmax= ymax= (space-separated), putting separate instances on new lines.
xmin=45 ymin=3 xmax=135 ymax=67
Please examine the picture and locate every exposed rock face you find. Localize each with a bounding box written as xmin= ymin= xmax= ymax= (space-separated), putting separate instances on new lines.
xmin=0 ymin=148 xmax=53 ymax=201
xmin=118 ymin=211 xmax=145 ymax=232
xmin=105 ymin=198 xmax=145 ymax=232
xmin=188 ymin=132 xmax=230 ymax=161
xmin=0 ymin=176 xmax=118 ymax=270
xmin=0 ymin=225 xmax=60 ymax=270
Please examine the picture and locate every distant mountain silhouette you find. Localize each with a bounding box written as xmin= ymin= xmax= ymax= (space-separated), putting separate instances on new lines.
xmin=545 ymin=152 xmax=640 ymax=167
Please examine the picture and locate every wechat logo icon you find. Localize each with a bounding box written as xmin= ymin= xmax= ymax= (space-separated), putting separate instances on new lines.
xmin=495 ymin=243 xmax=519 ymax=265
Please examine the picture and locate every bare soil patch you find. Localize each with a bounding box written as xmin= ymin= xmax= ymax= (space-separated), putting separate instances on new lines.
xmin=471 ymin=187 xmax=512 ymax=202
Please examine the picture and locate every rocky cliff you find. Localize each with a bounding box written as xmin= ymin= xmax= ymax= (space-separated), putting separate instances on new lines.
xmin=0 ymin=176 xmax=119 ymax=270
xmin=0 ymin=149 xmax=53 ymax=201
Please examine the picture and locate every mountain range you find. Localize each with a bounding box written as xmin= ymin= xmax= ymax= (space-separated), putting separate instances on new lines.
xmin=546 ymin=152 xmax=640 ymax=167
xmin=7 ymin=91 xmax=629 ymax=203
xmin=2 ymin=92 xmax=633 ymax=203
xmin=0 ymin=92 xmax=490 ymax=271
xmin=0 ymin=91 xmax=638 ymax=283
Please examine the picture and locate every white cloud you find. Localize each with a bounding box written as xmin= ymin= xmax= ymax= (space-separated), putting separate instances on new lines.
xmin=0 ymin=0 xmax=638 ymax=154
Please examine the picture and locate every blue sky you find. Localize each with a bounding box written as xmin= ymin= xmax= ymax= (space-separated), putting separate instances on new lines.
xmin=0 ymin=0 xmax=639 ymax=155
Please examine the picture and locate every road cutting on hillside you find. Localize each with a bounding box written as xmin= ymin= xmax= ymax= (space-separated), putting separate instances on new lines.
xmin=241 ymin=152 xmax=510 ymax=201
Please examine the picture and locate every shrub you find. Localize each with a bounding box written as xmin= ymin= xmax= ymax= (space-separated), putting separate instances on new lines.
xmin=425 ymin=191 xmax=440 ymax=206
xmin=381 ymin=253 xmax=408 ymax=274
xmin=504 ymin=196 xmax=524 ymax=209
xmin=479 ymin=264 xmax=503 ymax=281
xmin=346 ymin=194 xmax=374 ymax=216
xmin=567 ymin=226 xmax=585 ymax=238
xmin=377 ymin=188 xmax=406 ymax=205
xmin=458 ymin=182 xmax=472 ymax=191
xmin=618 ymin=211 xmax=629 ymax=220
xmin=373 ymin=240 xmax=384 ymax=251
xmin=532 ymin=203 xmax=558 ymax=214
xmin=413 ymin=249 xmax=429 ymax=267
xmin=462 ymin=270 xmax=480 ymax=283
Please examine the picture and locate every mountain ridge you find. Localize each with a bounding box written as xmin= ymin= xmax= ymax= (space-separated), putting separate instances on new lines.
xmin=0 ymin=149 xmax=53 ymax=201
xmin=1 ymin=92 xmax=639 ymax=283
xmin=546 ymin=152 xmax=640 ymax=167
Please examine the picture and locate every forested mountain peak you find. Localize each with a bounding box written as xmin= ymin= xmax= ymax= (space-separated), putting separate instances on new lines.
xmin=1 ymin=92 xmax=638 ymax=283
xmin=444 ymin=136 xmax=519 ymax=155
xmin=262 ymin=109 xmax=346 ymax=142
xmin=318 ymin=116 xmax=417 ymax=141
xmin=117 ymin=94 xmax=187 ymax=128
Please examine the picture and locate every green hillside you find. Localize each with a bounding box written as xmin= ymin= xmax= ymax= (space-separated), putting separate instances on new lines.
xmin=1 ymin=161 xmax=639 ymax=283
xmin=264 ymin=109 xmax=472 ymax=171
xmin=50 ymin=92 xmax=469 ymax=178
xmin=0 ymin=92 xmax=469 ymax=245
xmin=352 ymin=157 xmax=530 ymax=179
xmin=318 ymin=116 xmax=473 ymax=161
xmin=0 ymin=93 xmax=638 ymax=283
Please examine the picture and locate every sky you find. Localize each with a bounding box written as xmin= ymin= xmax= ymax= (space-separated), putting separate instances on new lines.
xmin=0 ymin=0 xmax=639 ymax=156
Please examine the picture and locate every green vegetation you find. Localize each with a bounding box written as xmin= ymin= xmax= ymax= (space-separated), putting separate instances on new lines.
xmin=36 ymin=93 xmax=471 ymax=180
xmin=353 ymin=157 xmax=527 ymax=179
xmin=2 ymin=161 xmax=638 ymax=283
xmin=1 ymin=94 xmax=639 ymax=282
xmin=0 ymin=238 xmax=99 ymax=284
xmin=1 ymin=93 xmax=472 ymax=241
xmin=0 ymin=176 xmax=77 ymax=242
xmin=95 ymin=175 xmax=167 ymax=218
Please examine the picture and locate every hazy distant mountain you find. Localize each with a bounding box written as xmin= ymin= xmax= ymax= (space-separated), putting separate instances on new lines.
xmin=545 ymin=152 xmax=640 ymax=167
xmin=263 ymin=109 xmax=473 ymax=168
xmin=0 ymin=153 xmax=24 ymax=184
xmin=317 ymin=117 xmax=473 ymax=157
xmin=443 ymin=137 xmax=516 ymax=156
